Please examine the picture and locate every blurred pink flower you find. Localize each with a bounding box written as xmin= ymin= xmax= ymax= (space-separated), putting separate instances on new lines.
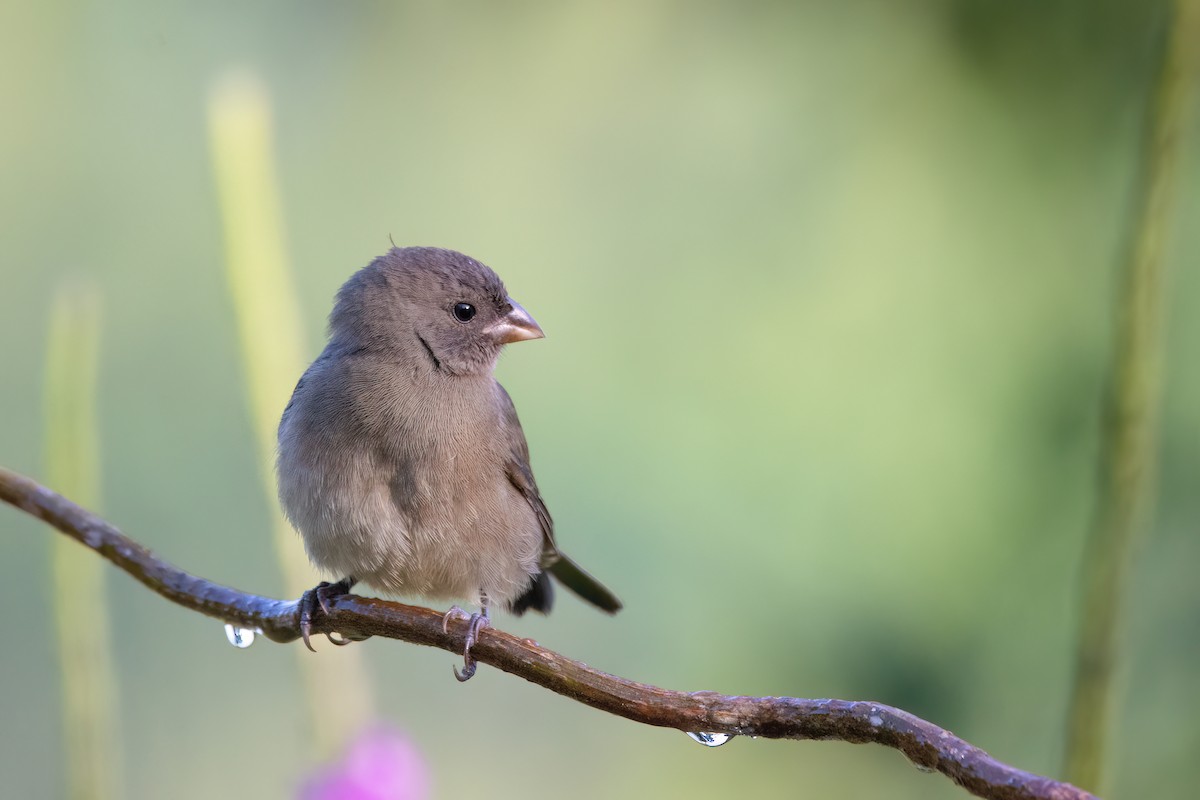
xmin=299 ymin=724 xmax=429 ymax=800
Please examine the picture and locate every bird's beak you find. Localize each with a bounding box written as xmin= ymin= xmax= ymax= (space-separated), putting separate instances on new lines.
xmin=486 ymin=298 xmax=544 ymax=345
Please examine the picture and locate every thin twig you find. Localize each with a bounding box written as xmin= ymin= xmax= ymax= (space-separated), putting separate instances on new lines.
xmin=0 ymin=467 xmax=1096 ymax=800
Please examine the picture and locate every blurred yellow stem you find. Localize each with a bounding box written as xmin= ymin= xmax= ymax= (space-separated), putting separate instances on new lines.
xmin=45 ymin=283 xmax=123 ymax=800
xmin=207 ymin=70 xmax=373 ymax=756
xmin=1062 ymin=0 xmax=1200 ymax=791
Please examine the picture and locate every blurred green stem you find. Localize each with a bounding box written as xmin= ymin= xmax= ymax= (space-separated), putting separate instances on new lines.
xmin=1062 ymin=0 xmax=1200 ymax=791
xmin=45 ymin=283 xmax=123 ymax=800
xmin=208 ymin=70 xmax=373 ymax=756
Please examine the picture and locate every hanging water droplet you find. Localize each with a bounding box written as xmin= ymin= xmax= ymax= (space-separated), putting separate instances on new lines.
xmin=224 ymin=623 xmax=256 ymax=648
xmin=686 ymin=731 xmax=734 ymax=747
xmin=914 ymin=763 xmax=936 ymax=774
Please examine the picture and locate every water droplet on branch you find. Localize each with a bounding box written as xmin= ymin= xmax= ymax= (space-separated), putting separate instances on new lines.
xmin=224 ymin=624 xmax=256 ymax=648
xmin=685 ymin=731 xmax=734 ymax=747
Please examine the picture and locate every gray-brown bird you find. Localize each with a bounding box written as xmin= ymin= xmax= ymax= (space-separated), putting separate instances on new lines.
xmin=277 ymin=246 xmax=620 ymax=679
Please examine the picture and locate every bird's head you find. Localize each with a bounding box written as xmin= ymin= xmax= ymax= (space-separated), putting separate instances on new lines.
xmin=329 ymin=246 xmax=544 ymax=376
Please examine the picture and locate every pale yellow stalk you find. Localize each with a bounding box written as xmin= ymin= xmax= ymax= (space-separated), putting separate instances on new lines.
xmin=45 ymin=282 xmax=123 ymax=800
xmin=207 ymin=71 xmax=373 ymax=756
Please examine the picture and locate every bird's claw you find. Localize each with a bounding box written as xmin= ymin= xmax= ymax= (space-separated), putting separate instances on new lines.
xmin=443 ymin=605 xmax=491 ymax=682
xmin=442 ymin=605 xmax=470 ymax=634
xmin=298 ymin=577 xmax=357 ymax=651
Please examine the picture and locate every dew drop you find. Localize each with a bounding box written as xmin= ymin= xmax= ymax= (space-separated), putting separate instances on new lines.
xmin=224 ymin=624 xmax=256 ymax=648
xmin=686 ymin=731 xmax=734 ymax=747
xmin=915 ymin=763 xmax=936 ymax=774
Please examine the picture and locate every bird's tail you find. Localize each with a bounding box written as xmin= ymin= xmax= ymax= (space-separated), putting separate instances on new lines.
xmin=548 ymin=554 xmax=622 ymax=614
xmin=511 ymin=571 xmax=554 ymax=616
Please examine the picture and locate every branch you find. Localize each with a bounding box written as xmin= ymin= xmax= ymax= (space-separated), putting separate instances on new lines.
xmin=0 ymin=467 xmax=1096 ymax=800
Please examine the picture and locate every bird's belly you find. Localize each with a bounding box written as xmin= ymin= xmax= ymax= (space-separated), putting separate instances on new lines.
xmin=287 ymin=454 xmax=541 ymax=607
xmin=368 ymin=470 xmax=543 ymax=607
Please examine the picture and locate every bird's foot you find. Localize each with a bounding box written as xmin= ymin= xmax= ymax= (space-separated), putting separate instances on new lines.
xmin=298 ymin=577 xmax=358 ymax=652
xmin=442 ymin=605 xmax=491 ymax=682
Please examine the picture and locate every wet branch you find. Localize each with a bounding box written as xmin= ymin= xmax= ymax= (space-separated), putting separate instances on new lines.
xmin=1 ymin=467 xmax=1095 ymax=800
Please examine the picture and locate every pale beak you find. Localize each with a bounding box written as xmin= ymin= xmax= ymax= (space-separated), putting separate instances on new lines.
xmin=486 ymin=297 xmax=544 ymax=344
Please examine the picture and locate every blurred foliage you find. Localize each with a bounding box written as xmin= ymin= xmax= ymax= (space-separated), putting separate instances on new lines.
xmin=1 ymin=1 xmax=1196 ymax=798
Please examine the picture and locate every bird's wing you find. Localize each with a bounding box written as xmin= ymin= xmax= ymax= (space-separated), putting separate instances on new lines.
xmin=496 ymin=382 xmax=560 ymax=566
xmin=496 ymin=382 xmax=623 ymax=614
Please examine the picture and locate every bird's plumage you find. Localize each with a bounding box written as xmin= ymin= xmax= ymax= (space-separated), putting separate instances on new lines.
xmin=277 ymin=246 xmax=620 ymax=616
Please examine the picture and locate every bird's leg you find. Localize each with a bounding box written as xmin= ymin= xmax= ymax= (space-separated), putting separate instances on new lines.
xmin=442 ymin=593 xmax=491 ymax=682
xmin=298 ymin=576 xmax=358 ymax=652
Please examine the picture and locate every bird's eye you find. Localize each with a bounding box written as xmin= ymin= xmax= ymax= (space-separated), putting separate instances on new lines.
xmin=452 ymin=302 xmax=476 ymax=323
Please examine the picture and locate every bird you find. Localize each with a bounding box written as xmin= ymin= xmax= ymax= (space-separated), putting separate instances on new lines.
xmin=276 ymin=246 xmax=621 ymax=680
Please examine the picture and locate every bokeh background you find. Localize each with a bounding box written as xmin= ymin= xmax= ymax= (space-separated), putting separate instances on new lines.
xmin=2 ymin=1 xmax=1198 ymax=798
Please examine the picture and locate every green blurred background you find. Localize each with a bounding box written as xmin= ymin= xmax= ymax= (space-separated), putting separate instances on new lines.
xmin=2 ymin=1 xmax=1197 ymax=798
